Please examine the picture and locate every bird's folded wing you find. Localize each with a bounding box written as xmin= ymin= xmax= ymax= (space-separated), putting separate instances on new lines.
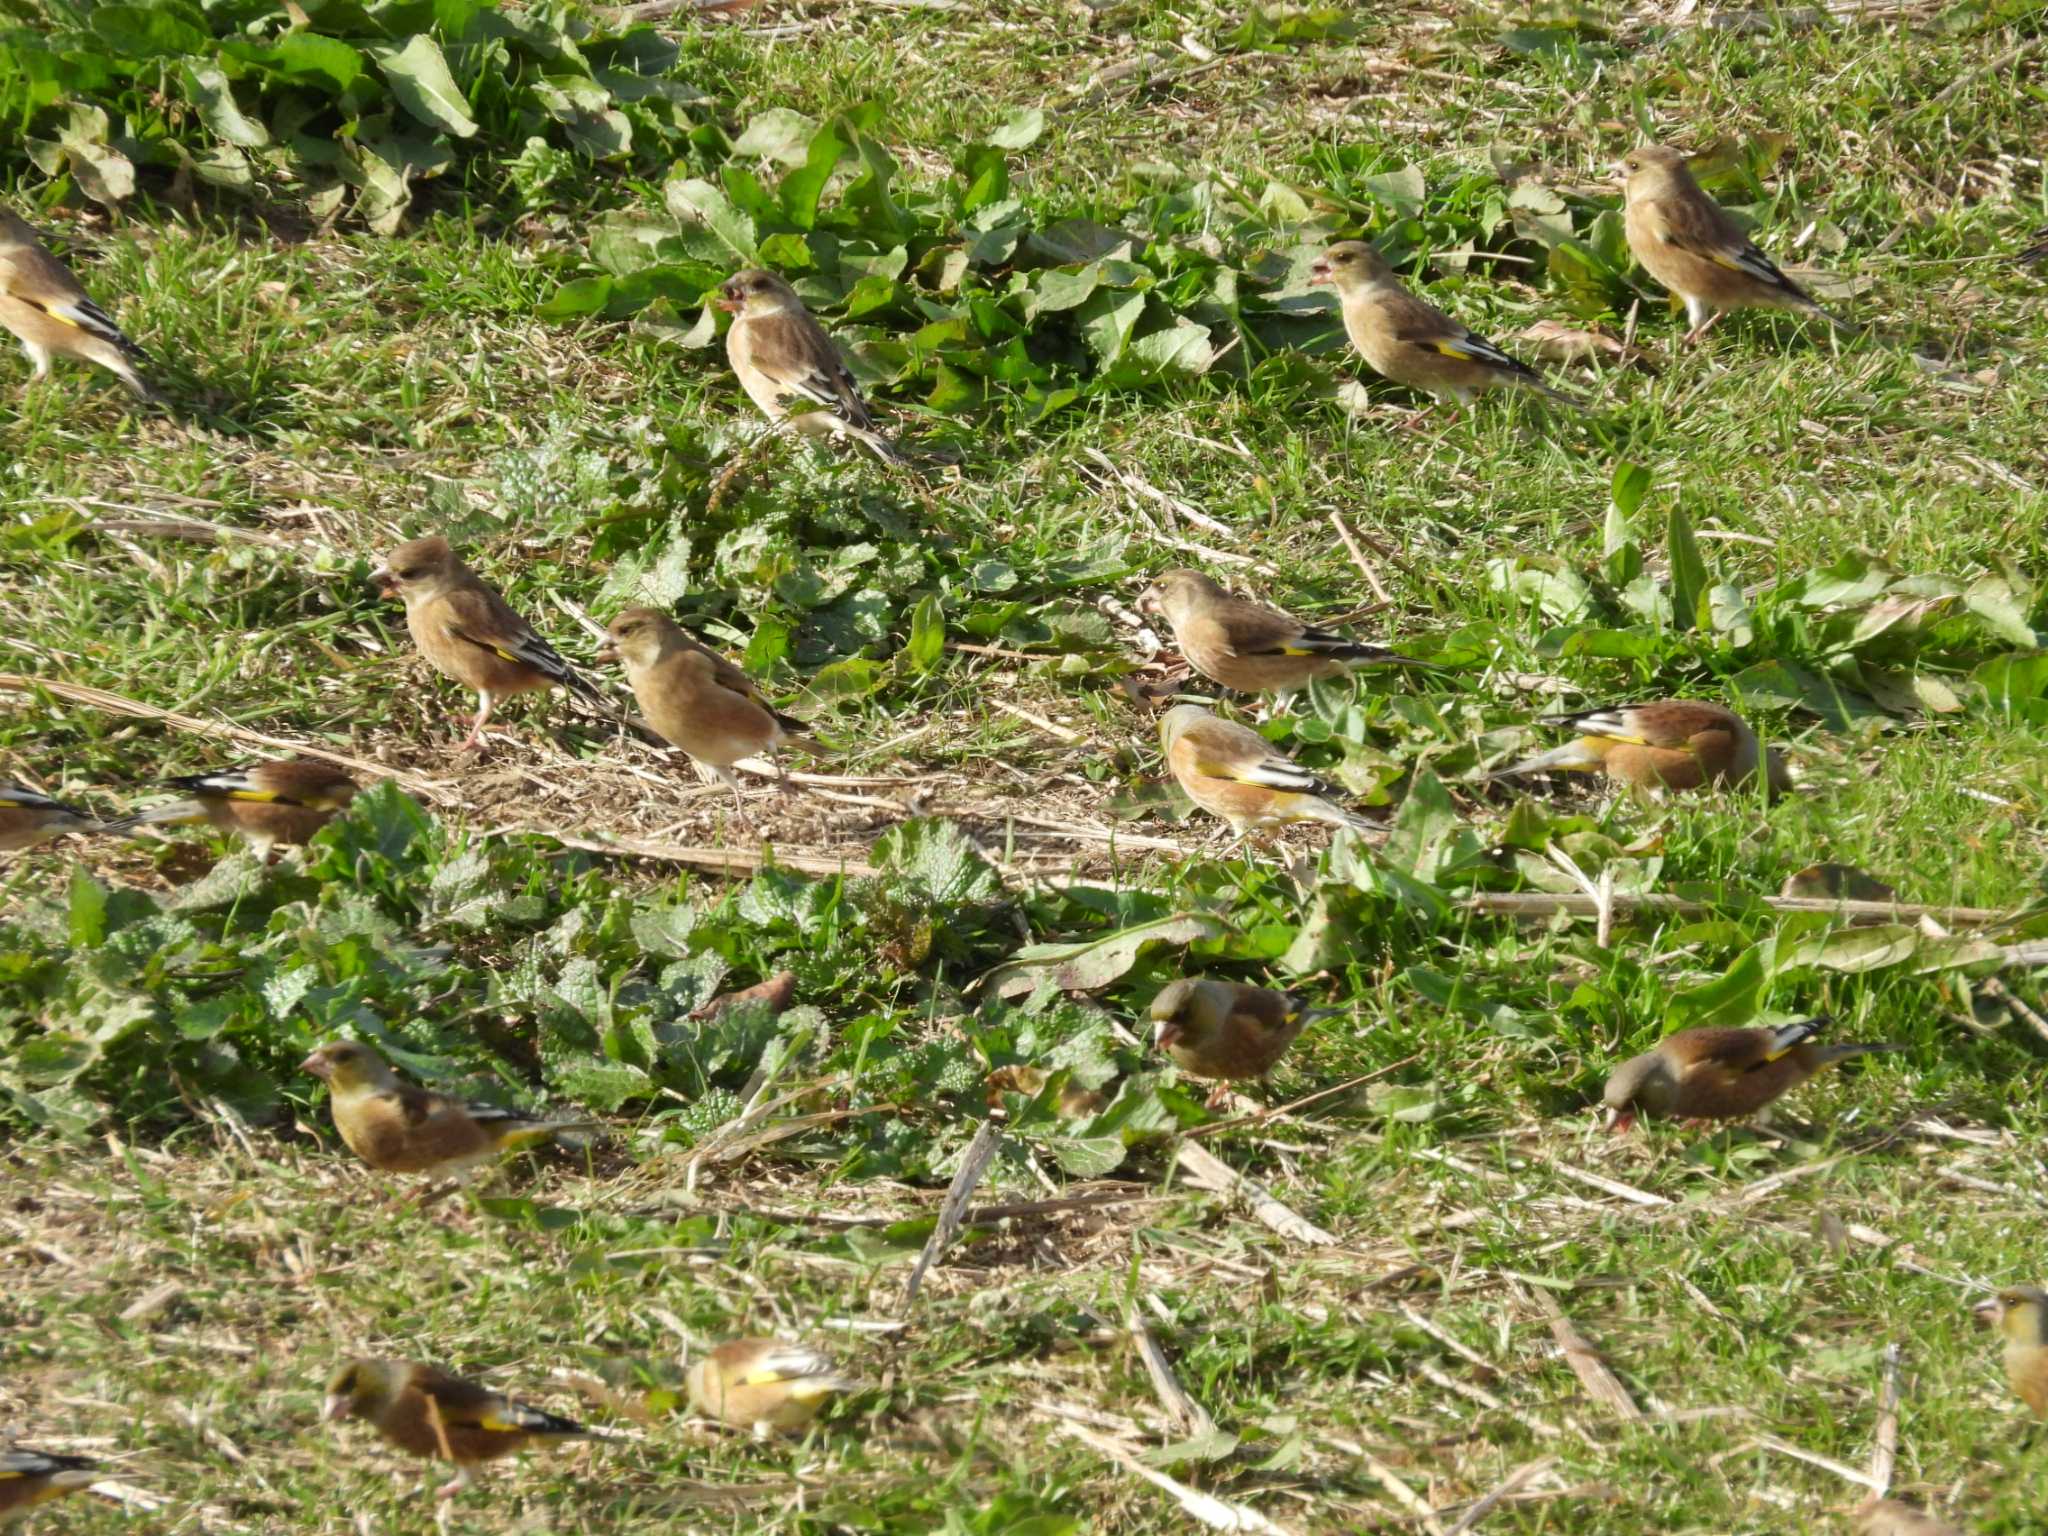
xmin=1272 ymin=622 xmax=1364 ymax=657
xmin=1406 ymin=326 xmax=1530 ymax=374
xmin=1659 ymin=213 xmax=1800 ymax=292
xmin=751 ymin=319 xmax=877 ymax=429
xmin=440 ymin=589 xmax=599 ymax=698
xmin=1 ymin=786 xmax=73 ymax=811
xmin=1540 ymin=708 xmax=1653 ymax=744
xmin=1193 ymin=752 xmax=1326 ymax=793
xmin=164 ymin=770 xmax=303 ymax=805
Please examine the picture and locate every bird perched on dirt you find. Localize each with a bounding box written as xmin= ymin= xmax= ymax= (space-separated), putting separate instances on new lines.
xmin=322 ymin=1357 xmax=610 ymax=1500
xmin=1854 ymin=1497 xmax=1966 ymax=1536
xmin=1619 ymin=144 xmax=1849 ymax=343
xmin=0 ymin=1446 xmax=100 ymax=1524
xmin=0 ymin=784 xmax=118 ymax=852
xmin=1136 ymin=569 xmax=1429 ymax=698
xmin=685 ymin=1340 xmax=856 ymax=1436
xmin=371 ymin=536 xmax=606 ymax=751
xmin=1149 ymin=979 xmax=1335 ymax=1107
xmin=1490 ymin=700 xmax=1789 ymax=796
xmin=719 ymin=268 xmax=900 ymax=460
xmin=109 ymin=758 xmax=358 ymax=858
xmin=300 ymin=1040 xmax=593 ymax=1185
xmin=1160 ymin=705 xmax=1378 ymax=841
xmin=600 ymin=607 xmax=818 ymax=815
xmin=1602 ymin=1017 xmax=1896 ymax=1130
xmin=1310 ymin=240 xmax=1583 ymax=414
xmin=0 ymin=208 xmax=158 ymax=400
xmin=1973 ymin=1286 xmax=2048 ymax=1417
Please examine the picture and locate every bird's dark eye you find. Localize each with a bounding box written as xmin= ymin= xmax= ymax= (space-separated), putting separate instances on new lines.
xmin=396 ymin=566 xmax=420 ymax=580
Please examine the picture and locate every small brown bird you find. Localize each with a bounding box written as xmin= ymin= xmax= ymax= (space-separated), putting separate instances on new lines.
xmin=0 ymin=784 xmax=114 ymax=852
xmin=322 ymin=1357 xmax=607 ymax=1500
xmin=685 ymin=1339 xmax=856 ymax=1436
xmin=1160 ymin=704 xmax=1377 ymax=840
xmin=110 ymin=758 xmax=358 ymax=857
xmin=719 ymin=269 xmax=900 ymax=460
xmin=0 ymin=208 xmax=157 ymax=400
xmin=1973 ymin=1286 xmax=2048 ymax=1418
xmin=1854 ymin=1498 xmax=1966 ymax=1536
xmin=1492 ymin=700 xmax=1790 ymax=795
xmin=1602 ymin=1017 xmax=1896 ymax=1130
xmin=1149 ymin=979 xmax=1335 ymax=1107
xmin=1136 ymin=569 xmax=1428 ymax=696
xmin=0 ymin=1448 xmax=99 ymax=1524
xmin=1310 ymin=240 xmax=1582 ymax=412
xmin=1620 ymin=144 xmax=1848 ymax=343
xmin=301 ymin=1040 xmax=593 ymax=1184
xmin=372 ymin=536 xmax=606 ymax=751
xmin=600 ymin=607 xmax=816 ymax=811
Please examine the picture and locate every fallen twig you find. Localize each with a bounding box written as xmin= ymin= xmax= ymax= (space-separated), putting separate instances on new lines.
xmin=1174 ymin=1141 xmax=1335 ymax=1246
xmin=1868 ymin=1343 xmax=1901 ymax=1495
xmin=1524 ymin=1286 xmax=1643 ymax=1423
xmin=902 ymin=1119 xmax=1004 ymax=1312
xmin=1327 ymin=511 xmax=1395 ymax=606
xmin=1058 ymin=1422 xmax=1295 ymax=1533
xmin=1129 ymin=1307 xmax=1215 ymax=1436
xmin=1443 ymin=1457 xmax=1558 ymax=1536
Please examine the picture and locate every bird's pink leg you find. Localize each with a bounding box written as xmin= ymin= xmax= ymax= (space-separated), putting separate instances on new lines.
xmin=460 ymin=692 xmax=497 ymax=752
xmin=1682 ymin=311 xmax=1726 ymax=345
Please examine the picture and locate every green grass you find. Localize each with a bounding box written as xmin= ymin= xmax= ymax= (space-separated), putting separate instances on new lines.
xmin=5 ymin=1 xmax=2048 ymax=1532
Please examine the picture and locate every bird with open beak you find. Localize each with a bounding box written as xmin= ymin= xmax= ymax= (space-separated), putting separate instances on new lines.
xmin=1973 ymin=1286 xmax=2048 ymax=1417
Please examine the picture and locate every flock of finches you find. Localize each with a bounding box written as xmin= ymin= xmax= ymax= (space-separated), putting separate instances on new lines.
xmin=1 ymin=143 xmax=2043 ymax=1530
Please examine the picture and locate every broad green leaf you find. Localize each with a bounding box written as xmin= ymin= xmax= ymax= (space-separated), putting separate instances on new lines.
xmin=90 ymin=5 xmax=208 ymax=56
xmin=1794 ymin=925 xmax=1920 ymax=974
xmin=237 ymin=33 xmax=366 ymax=92
xmin=664 ymin=176 xmax=758 ymax=263
xmin=181 ymin=63 xmax=270 ymax=148
xmin=564 ymin=110 xmax=632 ymax=158
xmin=547 ymin=1056 xmax=653 ymax=1113
xmin=809 ymin=657 xmax=888 ymax=699
xmin=68 ymin=867 xmax=109 ymax=948
xmin=1024 ymin=265 xmax=1101 ymax=318
xmin=1666 ymin=503 xmax=1708 ymax=632
xmin=731 ymin=106 xmax=819 ymax=164
xmin=1964 ymin=574 xmax=2039 ymax=647
xmin=1974 ymin=651 xmax=2048 ymax=710
xmin=1609 ymin=459 xmax=1651 ymax=525
xmin=337 ymin=136 xmax=413 ymax=233
xmin=1360 ymin=163 xmax=1425 ymax=211
xmin=1075 ymin=287 xmax=1145 ymax=366
xmin=778 ymin=120 xmax=843 ymax=230
xmin=905 ymin=594 xmax=945 ymax=673
xmin=1796 ymin=551 xmax=1891 ymax=608
xmin=981 ymin=913 xmax=1230 ymax=999
xmin=372 ymin=35 xmax=478 ymax=139
xmin=1121 ymin=318 xmax=1215 ymax=375
xmin=1707 ymin=582 xmax=1755 ymax=646
xmin=1666 ymin=947 xmax=1769 ymax=1031
xmin=1029 ymin=219 xmax=1133 ymax=263
xmin=987 ymin=106 xmax=1045 ymax=150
